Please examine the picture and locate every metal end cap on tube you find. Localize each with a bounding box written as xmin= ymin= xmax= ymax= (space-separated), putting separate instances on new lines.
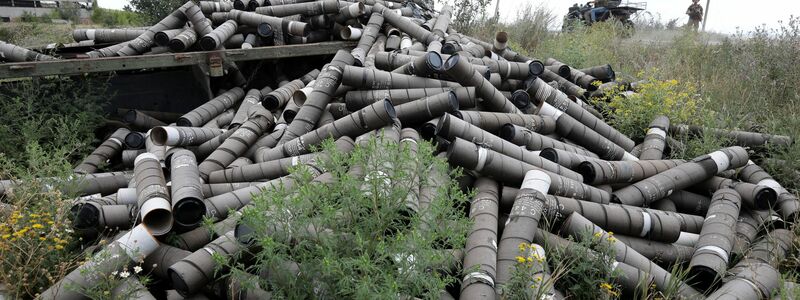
xmin=539 ymin=148 xmax=558 ymax=163
xmin=521 ymin=170 xmax=551 ymax=194
xmin=446 ymin=91 xmax=459 ymax=112
xmin=498 ymin=123 xmax=517 ymax=141
xmin=425 ymin=51 xmax=443 ymax=71
xmin=199 ymin=36 xmax=218 ymax=52
xmin=173 ymin=198 xmax=206 ymax=228
xmin=511 ymin=90 xmax=531 ymax=110
xmin=140 ymin=197 xmax=174 ymax=236
xmin=124 ymin=132 xmax=146 ymax=149
xmin=257 ymin=23 xmax=274 ymax=38
xmin=528 ymin=60 xmax=545 ymax=77
xmin=72 ymin=203 xmax=99 ymax=230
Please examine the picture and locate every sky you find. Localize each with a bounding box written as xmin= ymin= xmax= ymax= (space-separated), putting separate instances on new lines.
xmin=98 ymin=0 xmax=799 ymax=34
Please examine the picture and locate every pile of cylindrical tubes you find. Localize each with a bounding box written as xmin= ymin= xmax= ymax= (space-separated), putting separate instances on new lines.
xmin=1 ymin=0 xmax=797 ymax=298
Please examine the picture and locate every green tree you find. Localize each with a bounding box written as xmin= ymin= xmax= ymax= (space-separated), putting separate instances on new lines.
xmin=127 ymin=0 xmax=184 ymax=24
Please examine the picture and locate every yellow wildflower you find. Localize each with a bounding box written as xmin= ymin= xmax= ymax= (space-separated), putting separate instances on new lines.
xmin=32 ymin=224 xmax=44 ymax=229
xmin=516 ymin=256 xmax=526 ymax=263
xmin=54 ymin=245 xmax=64 ymax=250
xmin=518 ymin=243 xmax=527 ymax=252
xmin=1 ymin=234 xmax=10 ymax=240
xmin=29 ymin=213 xmax=40 ymax=218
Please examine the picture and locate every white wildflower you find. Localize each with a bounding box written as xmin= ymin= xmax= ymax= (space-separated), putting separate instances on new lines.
xmin=133 ymin=266 xmax=142 ymax=274
xmin=119 ymin=270 xmax=130 ymax=278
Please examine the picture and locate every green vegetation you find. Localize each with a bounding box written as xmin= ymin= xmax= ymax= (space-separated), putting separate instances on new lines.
xmin=224 ymin=136 xmax=471 ymax=298
xmin=91 ymin=7 xmax=145 ymax=27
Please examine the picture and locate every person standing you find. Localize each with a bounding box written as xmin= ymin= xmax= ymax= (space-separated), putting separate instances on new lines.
xmin=686 ymin=0 xmax=704 ymax=31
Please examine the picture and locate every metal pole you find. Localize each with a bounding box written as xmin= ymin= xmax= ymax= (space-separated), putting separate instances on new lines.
xmin=701 ymin=0 xmax=710 ymax=31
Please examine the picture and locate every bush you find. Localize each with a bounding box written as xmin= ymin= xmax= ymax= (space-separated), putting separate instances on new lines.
xmin=225 ymin=134 xmax=471 ymax=298
xmin=127 ymin=0 xmax=185 ymax=24
xmin=91 ymin=7 xmax=145 ymax=27
xmin=0 ymin=77 xmax=108 ymax=175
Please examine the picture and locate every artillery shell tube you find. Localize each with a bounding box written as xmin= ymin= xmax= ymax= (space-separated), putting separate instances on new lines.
xmin=229 ymin=89 xmax=262 ymax=128
xmin=345 ymin=87 xmax=477 ymax=111
xmin=0 ymin=40 xmax=57 ymax=62
xmin=686 ymin=189 xmax=741 ymax=290
xmin=495 ymin=170 xmax=550 ymax=294
xmin=611 ymin=234 xmax=694 ymax=265
xmin=639 ymin=115 xmax=669 ymax=160
xmin=706 ymin=260 xmax=780 ymax=299
xmin=178 ymin=88 xmax=245 ymax=127
xmin=263 ymin=79 xmax=305 ymax=110
xmin=541 ymin=195 xmax=683 ymax=242
xmin=73 ymin=28 xmax=147 ymax=43
xmin=394 ymin=91 xmax=458 ymax=126
xmin=747 ymin=228 xmax=794 ymax=268
xmin=72 ymin=202 xmax=137 ymax=231
xmin=671 ymin=124 xmax=793 ymax=148
xmin=74 ymin=128 xmax=130 ymax=174
xmin=528 ymin=77 xmax=635 ymax=151
xmin=39 ymin=224 xmax=159 ymax=300
xmin=143 ymin=245 xmax=191 ymax=281
xmin=693 ymin=176 xmax=777 ymax=210
xmin=170 ymin=150 xmax=206 ymax=228
xmin=200 ymin=20 xmax=238 ymax=51
xmin=612 ymin=146 xmax=749 ymax=207
xmin=738 ymin=160 xmax=800 ymax=222
xmin=372 ymin=3 xmax=438 ymax=45
xmin=134 ymin=153 xmax=173 ymax=236
xmin=460 ymin=178 xmax=500 ymax=300
xmin=210 ymin=137 xmax=354 ymax=183
xmin=279 ymin=50 xmax=354 ymax=143
xmin=154 ymin=28 xmax=184 ymax=46
xmin=443 ymin=54 xmax=522 ymax=114
xmin=559 ymin=213 xmax=702 ymax=298
xmin=151 ymin=126 xmax=225 ymax=146
xmin=539 ymin=147 xmax=604 ymax=169
xmin=198 ymin=113 xmax=274 ymax=180
xmin=117 ymin=2 xmax=190 ymax=56
xmin=168 ymin=231 xmax=241 ymax=296
xmin=200 ymin=0 xmax=234 ymax=13
xmin=458 ymin=111 xmax=556 ymax=135
xmin=431 ymin=5 xmax=451 ymax=38
xmin=342 ymin=65 xmax=460 ymax=89
xmin=437 ymin=114 xmax=586 ymax=181
xmin=351 ymin=13 xmax=383 ymax=66
xmin=577 ymin=159 xmax=685 ymax=185
xmin=124 ymin=109 xmax=167 ymax=130
xmin=447 ymin=138 xmax=610 ymax=203
xmin=392 ymin=51 xmax=443 ymax=78
xmin=259 ymin=99 xmax=395 ymax=162
xmin=254 ymin=0 xmax=339 ymax=17
xmin=579 ymin=64 xmax=615 ymax=81
xmin=500 ymin=123 xmax=599 ymax=158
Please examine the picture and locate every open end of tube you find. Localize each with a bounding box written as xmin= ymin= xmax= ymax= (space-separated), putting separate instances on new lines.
xmin=499 ymin=123 xmax=516 ymax=140
xmin=168 ymin=40 xmax=186 ymax=52
xmin=575 ymin=161 xmax=596 ymax=184
xmin=558 ymin=65 xmax=571 ymax=78
xmin=176 ymin=117 xmax=192 ymax=127
xmin=425 ymin=51 xmax=443 ymax=71
xmin=123 ymin=109 xmax=138 ymax=123
xmin=262 ymin=95 xmax=280 ymax=110
xmin=442 ymin=53 xmax=460 ymax=71
xmin=124 ymin=133 xmax=145 ymax=149
xmin=143 ymin=208 xmax=173 ymax=236
xmin=435 ymin=114 xmax=450 ymax=138
xmin=539 ymin=148 xmax=558 ymax=163
xmin=446 ymin=91 xmax=459 ymax=111
xmin=174 ymin=199 xmax=206 ymax=227
xmin=73 ymin=203 xmax=99 ymax=229
xmin=283 ymin=110 xmax=297 ymax=123
xmin=419 ymin=123 xmax=437 ymax=141
xmin=154 ymin=32 xmax=169 ymax=47
xmin=511 ymin=90 xmax=530 ymax=109
xmin=605 ymin=64 xmax=615 ymax=79
xmin=150 ymin=127 xmax=168 ymax=145
xmin=383 ymin=99 xmax=397 ymax=119
xmin=687 ymin=266 xmax=719 ymax=291
xmin=199 ymin=36 xmax=217 ymax=51
xmin=755 ymin=188 xmax=778 ymax=210
xmin=528 ymin=60 xmax=545 ymax=77
xmin=257 ymin=23 xmax=274 ymax=38
xmin=234 ymin=223 xmax=255 ymax=245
